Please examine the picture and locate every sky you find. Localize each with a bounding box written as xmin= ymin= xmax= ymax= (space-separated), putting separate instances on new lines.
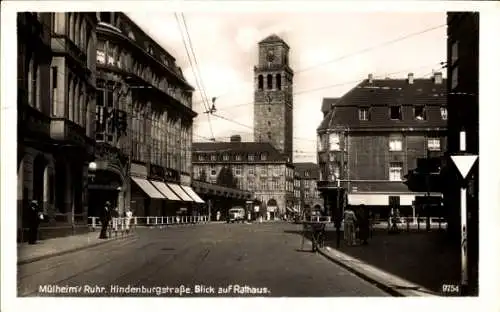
xmin=127 ymin=11 xmax=447 ymax=163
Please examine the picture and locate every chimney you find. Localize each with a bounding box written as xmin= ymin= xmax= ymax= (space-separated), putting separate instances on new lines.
xmin=408 ymin=73 xmax=414 ymax=84
xmin=368 ymin=73 xmax=373 ymax=84
xmin=230 ymin=135 xmax=242 ymax=143
xmin=433 ymin=71 xmax=443 ymax=84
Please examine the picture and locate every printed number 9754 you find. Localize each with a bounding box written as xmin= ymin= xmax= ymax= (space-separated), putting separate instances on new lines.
xmin=442 ymin=284 xmax=460 ymax=294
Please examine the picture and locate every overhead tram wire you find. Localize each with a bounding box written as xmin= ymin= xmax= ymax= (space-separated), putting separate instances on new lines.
xmin=205 ymin=67 xmax=445 ymax=137
xmin=174 ymin=12 xmax=216 ymax=142
xmin=214 ymin=61 xmax=446 ymax=112
xmin=191 ymin=23 xmax=446 ymax=107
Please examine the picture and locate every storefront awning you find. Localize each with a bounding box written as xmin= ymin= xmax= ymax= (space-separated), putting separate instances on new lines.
xmin=131 ymin=177 xmax=165 ymax=199
xmin=180 ymin=185 xmax=205 ymax=204
xmin=150 ymin=181 xmax=181 ymax=201
xmin=166 ymin=183 xmax=194 ymax=202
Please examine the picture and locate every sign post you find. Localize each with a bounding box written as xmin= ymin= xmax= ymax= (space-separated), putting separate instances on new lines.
xmin=450 ymin=131 xmax=478 ymax=293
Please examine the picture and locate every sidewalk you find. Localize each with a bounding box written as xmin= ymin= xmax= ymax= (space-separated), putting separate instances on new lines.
xmin=17 ymin=231 xmax=133 ymax=265
xmin=315 ymin=229 xmax=464 ymax=296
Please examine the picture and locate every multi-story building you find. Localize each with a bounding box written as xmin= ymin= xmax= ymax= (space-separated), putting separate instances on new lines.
xmin=89 ymin=12 xmax=203 ymax=219
xmin=293 ymin=162 xmax=322 ymax=215
xmin=192 ymin=135 xmax=294 ymax=220
xmin=317 ymin=72 xmax=447 ymax=218
xmin=17 ymin=12 xmax=98 ymax=240
xmin=444 ymin=12 xmax=479 ymax=294
xmin=254 ymin=34 xmax=294 ymax=162
xmin=293 ymin=170 xmax=301 ymax=215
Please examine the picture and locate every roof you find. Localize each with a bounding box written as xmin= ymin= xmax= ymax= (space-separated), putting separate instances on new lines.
xmin=317 ymin=76 xmax=447 ymax=132
xmin=192 ymin=142 xmax=289 ymax=163
xmin=259 ymin=34 xmax=289 ymax=47
xmin=321 ymin=98 xmax=340 ymax=114
xmin=293 ymin=162 xmax=320 ymax=179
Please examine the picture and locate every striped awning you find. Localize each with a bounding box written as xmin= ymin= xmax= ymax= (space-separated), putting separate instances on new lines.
xmin=150 ymin=181 xmax=181 ymax=201
xmin=167 ymin=183 xmax=194 ymax=202
xmin=131 ymin=177 xmax=165 ymax=199
xmin=180 ymin=185 xmax=205 ymax=204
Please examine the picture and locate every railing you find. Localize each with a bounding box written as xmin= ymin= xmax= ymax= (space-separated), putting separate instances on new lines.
xmin=88 ymin=215 xmax=210 ymax=234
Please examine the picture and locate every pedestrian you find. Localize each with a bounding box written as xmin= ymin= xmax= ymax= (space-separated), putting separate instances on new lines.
xmin=125 ymin=209 xmax=133 ymax=234
xmin=111 ymin=206 xmax=119 ymax=233
xmin=27 ymin=200 xmax=44 ymax=244
xmin=358 ymin=205 xmax=370 ymax=245
xmin=343 ymin=205 xmax=357 ymax=246
xmin=99 ymin=201 xmax=111 ymax=239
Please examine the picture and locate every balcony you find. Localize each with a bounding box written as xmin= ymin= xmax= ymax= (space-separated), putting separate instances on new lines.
xmin=51 ymin=35 xmax=90 ymax=75
xmin=18 ymin=103 xmax=52 ymax=140
xmin=50 ymin=118 xmax=94 ymax=154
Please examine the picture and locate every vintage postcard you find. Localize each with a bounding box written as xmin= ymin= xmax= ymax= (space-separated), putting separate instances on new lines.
xmin=1 ymin=1 xmax=499 ymax=312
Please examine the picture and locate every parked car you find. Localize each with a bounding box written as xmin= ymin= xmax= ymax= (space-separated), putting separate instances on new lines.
xmin=228 ymin=207 xmax=246 ymax=223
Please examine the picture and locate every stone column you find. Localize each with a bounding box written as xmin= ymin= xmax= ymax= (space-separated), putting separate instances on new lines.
xmin=65 ymin=162 xmax=74 ymax=227
xmin=43 ymin=160 xmax=56 ymax=224
xmin=118 ymin=188 xmax=125 ymax=217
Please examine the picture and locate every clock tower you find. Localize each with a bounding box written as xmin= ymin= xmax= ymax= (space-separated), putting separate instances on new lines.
xmin=253 ymin=34 xmax=294 ymax=162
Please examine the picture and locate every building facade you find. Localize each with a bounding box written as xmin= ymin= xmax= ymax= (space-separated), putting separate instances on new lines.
xmin=90 ymin=12 xmax=202 ymax=220
xmin=444 ymin=12 xmax=479 ymax=294
xmin=293 ymin=162 xmax=322 ymax=215
xmin=317 ymin=73 xmax=447 ymax=218
xmin=253 ymin=35 xmax=294 ymax=162
xmin=17 ymin=12 xmax=98 ymax=240
xmin=192 ymin=135 xmax=294 ymax=220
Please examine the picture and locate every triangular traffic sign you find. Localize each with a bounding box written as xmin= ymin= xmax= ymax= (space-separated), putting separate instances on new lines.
xmin=450 ymin=155 xmax=478 ymax=179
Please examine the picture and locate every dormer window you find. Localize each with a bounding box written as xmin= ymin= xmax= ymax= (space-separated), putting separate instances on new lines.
xmin=390 ymin=106 xmax=402 ymax=120
xmin=248 ymin=154 xmax=255 ymax=161
xmin=210 ymin=154 xmax=216 ymax=161
xmin=198 ymin=154 xmax=205 ymax=161
xmin=128 ymin=31 xmax=135 ymax=40
xmin=414 ymin=106 xmax=426 ymax=120
xmin=305 ymin=171 xmax=310 ymax=178
xmin=260 ymin=153 xmax=267 ymax=161
xmin=235 ymin=154 xmax=242 ymax=161
xmin=222 ymin=154 xmax=229 ymax=161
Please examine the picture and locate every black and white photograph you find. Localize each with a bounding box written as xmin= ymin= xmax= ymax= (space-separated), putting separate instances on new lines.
xmin=1 ymin=1 xmax=499 ymax=311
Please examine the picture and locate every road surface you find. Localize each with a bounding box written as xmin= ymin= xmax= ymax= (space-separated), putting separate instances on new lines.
xmin=18 ymin=222 xmax=389 ymax=297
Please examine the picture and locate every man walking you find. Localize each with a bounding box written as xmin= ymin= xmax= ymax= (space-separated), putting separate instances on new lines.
xmin=358 ymin=205 xmax=370 ymax=245
xmin=27 ymin=200 xmax=43 ymax=244
xmin=99 ymin=201 xmax=111 ymax=239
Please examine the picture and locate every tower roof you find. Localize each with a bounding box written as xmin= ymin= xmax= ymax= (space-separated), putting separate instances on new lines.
xmin=259 ymin=34 xmax=289 ymax=47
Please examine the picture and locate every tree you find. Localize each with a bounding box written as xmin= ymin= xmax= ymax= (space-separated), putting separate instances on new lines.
xmin=216 ymin=166 xmax=237 ymax=188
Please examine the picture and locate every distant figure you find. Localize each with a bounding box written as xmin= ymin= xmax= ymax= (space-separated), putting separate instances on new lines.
xmin=357 ymin=205 xmax=370 ymax=245
xmin=343 ymin=206 xmax=357 ymax=246
xmin=125 ymin=209 xmax=133 ymax=234
xmin=216 ymin=210 xmax=221 ymax=221
xmin=99 ymin=201 xmax=112 ymax=239
xmin=27 ymin=200 xmax=43 ymax=244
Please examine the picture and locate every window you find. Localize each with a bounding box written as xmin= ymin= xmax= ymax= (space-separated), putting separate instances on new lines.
xmin=329 ymin=163 xmax=339 ymax=179
xmin=248 ymin=154 xmax=255 ymax=161
xmin=267 ymin=132 xmax=272 ymax=140
xmin=222 ymin=154 xmax=229 ymax=161
xmin=273 ymin=167 xmax=280 ymax=177
xmin=51 ymin=66 xmax=58 ymax=116
xmin=235 ymin=154 xmax=242 ymax=161
xmin=268 ymin=107 xmax=271 ymax=112
xmin=390 ymin=106 xmax=402 ymax=120
xmin=210 ymin=154 xmax=216 ymax=161
xmin=440 ymin=107 xmax=448 ymax=120
xmin=248 ymin=167 xmax=255 ymax=175
xmin=451 ymin=67 xmax=458 ymax=90
xmin=107 ymin=45 xmax=116 ymax=66
xmin=260 ymin=153 xmax=267 ymax=161
xmin=234 ymin=165 xmax=242 ymax=176
xmin=389 ymin=136 xmax=402 ymax=151
xmin=451 ymin=41 xmax=459 ymax=65
xmin=99 ymin=12 xmax=111 ymax=24
xmin=97 ymin=41 xmax=105 ymax=64
xmin=267 ymin=121 xmax=271 ymax=126
xmin=329 ymin=133 xmax=340 ymax=151
xmin=260 ymin=167 xmax=267 ymax=176
xmin=258 ymin=75 xmax=263 ymax=90
xmin=198 ymin=155 xmax=205 ymax=161
xmin=359 ymin=107 xmax=369 ymax=121
xmin=427 ymin=138 xmax=441 ymax=151
xmin=414 ymin=106 xmax=426 ymax=120
xmin=389 ymin=163 xmax=403 ymax=181
xmin=276 ymin=74 xmax=282 ymax=90
xmin=267 ymin=74 xmax=273 ymax=90
xmin=305 ymin=171 xmax=310 ymax=178
xmin=210 ymin=165 xmax=216 ymax=176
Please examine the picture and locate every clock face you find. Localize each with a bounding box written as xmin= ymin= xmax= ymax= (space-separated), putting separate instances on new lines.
xmin=266 ymin=49 xmax=275 ymax=62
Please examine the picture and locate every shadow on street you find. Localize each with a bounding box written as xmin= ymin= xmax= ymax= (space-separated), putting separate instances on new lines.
xmin=284 ymin=228 xmax=466 ymax=295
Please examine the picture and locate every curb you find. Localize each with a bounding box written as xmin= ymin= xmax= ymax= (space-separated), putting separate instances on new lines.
xmin=317 ymin=248 xmax=405 ymax=297
xmin=17 ymin=234 xmax=135 ymax=265
xmin=313 ymin=243 xmax=438 ymax=297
